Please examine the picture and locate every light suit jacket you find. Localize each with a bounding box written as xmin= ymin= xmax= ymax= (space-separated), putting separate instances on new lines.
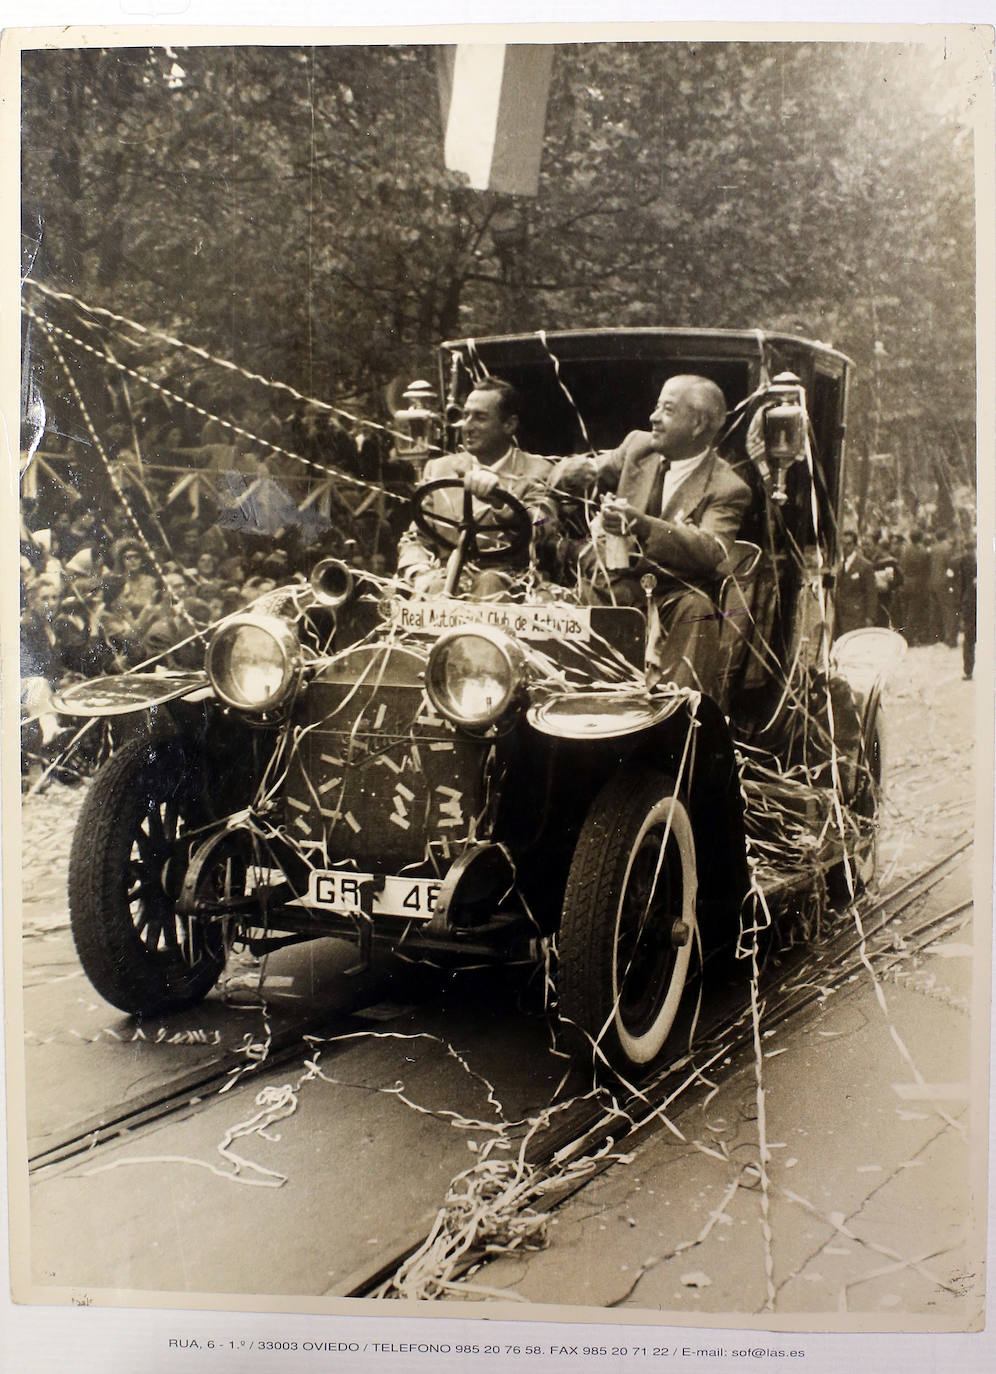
xmin=596 ymin=432 xmax=752 ymax=581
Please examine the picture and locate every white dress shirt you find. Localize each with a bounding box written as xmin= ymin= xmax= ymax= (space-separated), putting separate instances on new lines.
xmin=660 ymin=448 xmax=710 ymax=514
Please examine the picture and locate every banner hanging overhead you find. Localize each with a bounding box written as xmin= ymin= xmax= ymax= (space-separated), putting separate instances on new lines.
xmin=437 ymin=45 xmax=554 ymax=196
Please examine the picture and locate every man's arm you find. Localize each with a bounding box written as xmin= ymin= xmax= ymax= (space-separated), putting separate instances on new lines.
xmin=471 ymin=453 xmax=560 ymax=546
xmin=630 ymin=475 xmax=752 ymax=578
xmin=549 ymin=444 xmax=625 ymax=498
xmin=395 ymin=455 xmax=456 ymax=580
xmin=513 ymin=456 xmax=560 ymax=537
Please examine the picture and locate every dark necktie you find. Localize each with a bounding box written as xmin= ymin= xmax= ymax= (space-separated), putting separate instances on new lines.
xmin=648 ymin=458 xmax=672 ymax=518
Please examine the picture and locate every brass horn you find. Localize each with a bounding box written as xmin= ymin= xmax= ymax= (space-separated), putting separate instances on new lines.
xmin=309 ymin=558 xmax=354 ymax=608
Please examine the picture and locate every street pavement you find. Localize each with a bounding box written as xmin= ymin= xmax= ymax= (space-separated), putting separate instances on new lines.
xmin=453 ymin=643 xmax=985 ymax=1319
xmin=11 ymin=642 xmax=987 ymax=1327
xmin=465 ymin=857 xmax=977 ymax=1318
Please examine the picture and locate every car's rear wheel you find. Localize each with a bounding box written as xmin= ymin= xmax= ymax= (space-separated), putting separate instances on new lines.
xmin=68 ymin=736 xmax=226 ymax=1016
xmin=828 ymin=708 xmax=883 ymax=904
xmin=558 ymin=769 xmax=697 ymax=1072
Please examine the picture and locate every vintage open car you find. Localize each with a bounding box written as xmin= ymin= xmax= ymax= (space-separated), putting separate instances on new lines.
xmin=56 ymin=329 xmax=904 ymax=1073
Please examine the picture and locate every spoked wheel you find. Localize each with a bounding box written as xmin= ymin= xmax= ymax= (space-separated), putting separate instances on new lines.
xmin=558 ymin=768 xmax=698 ymax=1072
xmin=68 ymin=736 xmax=226 ymax=1016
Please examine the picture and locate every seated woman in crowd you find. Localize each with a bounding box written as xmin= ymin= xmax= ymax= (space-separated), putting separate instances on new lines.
xmin=109 ymin=538 xmax=159 ymax=620
xmin=20 ymin=574 xmax=74 ymax=750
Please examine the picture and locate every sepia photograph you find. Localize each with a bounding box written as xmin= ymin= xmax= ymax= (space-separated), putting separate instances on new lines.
xmin=3 ymin=19 xmax=992 ymax=1360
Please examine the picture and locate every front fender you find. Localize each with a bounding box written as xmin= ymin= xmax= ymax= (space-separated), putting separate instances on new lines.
xmin=52 ymin=670 xmax=213 ymax=717
xmin=521 ymin=690 xmax=749 ymax=926
xmin=830 ymin=627 xmax=907 ymax=739
xmin=632 ymin=692 xmax=750 ymax=924
xmin=526 ymin=688 xmax=686 ymax=741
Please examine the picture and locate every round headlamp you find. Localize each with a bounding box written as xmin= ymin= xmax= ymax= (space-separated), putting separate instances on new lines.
xmin=205 ymin=614 xmax=300 ymax=712
xmin=425 ymin=626 xmax=524 ymax=729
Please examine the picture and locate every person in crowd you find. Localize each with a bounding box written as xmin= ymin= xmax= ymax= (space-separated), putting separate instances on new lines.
xmin=241 ymin=575 xmax=278 ymax=602
xmin=62 ymin=506 xmax=111 ymax=576
xmin=50 ymin=502 xmax=89 ymax=562
xmin=870 ymin=531 xmax=904 ymax=629
xmin=887 ymin=533 xmax=908 ymax=632
xmin=48 ymin=509 xmax=76 ymax=559
xmin=834 ymin=528 xmax=878 ymax=636
xmin=261 ymin=549 xmax=292 ymax=583
xmin=354 ymin=421 xmax=389 ymax=483
xmin=26 ymin=508 xmax=75 ymax=568
xmin=396 ymin=377 xmax=558 ymax=595
xmin=20 ymin=516 xmax=63 ymax=577
xmin=110 ymin=538 xmax=159 ymax=621
xmin=258 ymin=396 xmax=290 ymax=448
xmin=326 ymin=415 xmax=361 ymax=475
xmin=927 ymin=529 xmax=959 ymax=647
xmin=189 ymin=550 xmax=224 ymax=601
xmin=291 ymin=402 xmax=334 ymax=467
xmin=218 ymin=555 xmax=246 ymax=587
xmin=899 ymin=528 xmax=931 ymax=644
xmin=20 ymin=575 xmax=73 ymax=749
xmin=20 ymin=557 xmax=40 ymax=607
xmin=553 ymin=374 xmax=750 ymax=697
xmin=219 ymin=586 xmax=247 ymax=617
xmin=135 ymin=571 xmax=212 ymax=667
xmin=94 ymin=579 xmax=144 ymax=669
xmin=955 ymin=532 xmax=977 ymax=681
xmin=200 ymin=403 xmax=231 ymax=447
xmin=21 ymin=575 xmax=66 ymax=686
xmin=173 ymin=520 xmax=229 ymax=571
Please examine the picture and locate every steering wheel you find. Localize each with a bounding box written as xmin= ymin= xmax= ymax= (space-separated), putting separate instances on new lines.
xmin=411 ymin=478 xmax=533 ymax=581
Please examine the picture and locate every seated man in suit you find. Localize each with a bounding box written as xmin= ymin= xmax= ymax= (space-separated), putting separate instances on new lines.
xmin=397 ymin=377 xmax=557 ymax=595
xmin=554 ymin=374 xmax=751 ymax=698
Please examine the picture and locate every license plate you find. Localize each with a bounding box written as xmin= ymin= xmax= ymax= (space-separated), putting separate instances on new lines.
xmin=306 ymin=870 xmax=442 ymax=919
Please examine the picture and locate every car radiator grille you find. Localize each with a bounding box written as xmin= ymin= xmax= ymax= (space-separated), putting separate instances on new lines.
xmin=284 ymin=679 xmax=492 ymax=870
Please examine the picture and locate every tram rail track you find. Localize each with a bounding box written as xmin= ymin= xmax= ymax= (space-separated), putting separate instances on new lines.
xmin=28 ymin=834 xmax=973 ymax=1269
xmin=339 ymin=837 xmax=974 ymax=1298
xmin=27 ymin=1002 xmax=393 ymax=1174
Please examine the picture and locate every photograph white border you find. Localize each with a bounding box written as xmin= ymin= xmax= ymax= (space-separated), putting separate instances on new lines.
xmin=2 ymin=8 xmax=993 ymax=1372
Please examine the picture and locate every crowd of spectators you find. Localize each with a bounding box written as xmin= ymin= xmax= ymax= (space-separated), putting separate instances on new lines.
xmin=20 ymin=388 xmax=981 ymax=783
xmin=80 ymin=389 xmax=411 ymax=520
xmin=835 ymin=519 xmax=977 ymax=679
xmin=18 ymin=393 xmax=418 ymax=786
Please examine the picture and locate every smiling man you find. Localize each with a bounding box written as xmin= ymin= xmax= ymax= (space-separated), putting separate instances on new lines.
xmin=397 ymin=377 xmax=557 ymax=592
xmin=554 ymin=374 xmax=751 ymax=696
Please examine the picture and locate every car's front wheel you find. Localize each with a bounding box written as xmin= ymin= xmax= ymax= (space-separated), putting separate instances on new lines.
xmin=68 ymin=736 xmax=226 ymax=1016
xmin=557 ymin=768 xmax=698 ymax=1072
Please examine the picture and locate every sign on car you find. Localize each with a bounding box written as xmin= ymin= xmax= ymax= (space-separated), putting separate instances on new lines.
xmin=389 ymin=597 xmax=592 ymax=640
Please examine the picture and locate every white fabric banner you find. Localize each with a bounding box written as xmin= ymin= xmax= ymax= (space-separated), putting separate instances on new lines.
xmin=438 ymin=44 xmax=553 ymax=196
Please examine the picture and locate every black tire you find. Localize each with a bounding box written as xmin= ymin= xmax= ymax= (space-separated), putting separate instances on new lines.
xmin=828 ymin=709 xmax=883 ymax=904
xmin=68 ymin=736 xmax=226 ymax=1016
xmin=558 ymin=769 xmax=698 ymax=1072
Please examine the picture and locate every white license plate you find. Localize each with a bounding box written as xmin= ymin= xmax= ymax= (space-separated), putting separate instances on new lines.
xmin=306 ymin=871 xmax=442 ymax=919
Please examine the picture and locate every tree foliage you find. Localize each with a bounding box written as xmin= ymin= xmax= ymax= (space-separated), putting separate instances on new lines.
xmin=20 ymin=38 xmax=980 ymax=494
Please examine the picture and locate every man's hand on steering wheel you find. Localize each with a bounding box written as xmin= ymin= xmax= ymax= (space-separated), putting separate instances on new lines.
xmin=463 ymin=467 xmax=502 ymax=503
xmin=410 ymin=477 xmax=535 ymax=597
xmin=411 ymin=478 xmax=533 ymax=566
